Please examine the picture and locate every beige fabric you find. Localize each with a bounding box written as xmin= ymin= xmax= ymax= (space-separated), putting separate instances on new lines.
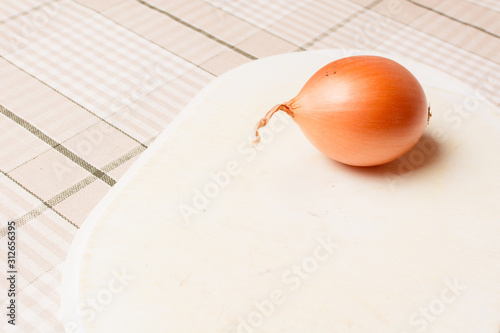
xmin=0 ymin=0 xmax=499 ymax=331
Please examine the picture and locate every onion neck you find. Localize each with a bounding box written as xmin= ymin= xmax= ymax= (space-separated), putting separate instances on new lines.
xmin=253 ymin=104 xmax=294 ymax=145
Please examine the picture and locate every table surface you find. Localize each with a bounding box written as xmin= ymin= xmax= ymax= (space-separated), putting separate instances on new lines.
xmin=62 ymin=49 xmax=500 ymax=332
xmin=0 ymin=0 xmax=499 ymax=331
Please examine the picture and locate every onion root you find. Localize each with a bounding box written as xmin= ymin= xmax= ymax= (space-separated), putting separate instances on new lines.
xmin=427 ymin=103 xmax=432 ymax=125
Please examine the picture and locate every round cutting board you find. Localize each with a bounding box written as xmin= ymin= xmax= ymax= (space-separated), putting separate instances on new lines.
xmin=62 ymin=49 xmax=500 ymax=333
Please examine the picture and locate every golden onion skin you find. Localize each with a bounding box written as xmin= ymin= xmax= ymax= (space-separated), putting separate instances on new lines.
xmin=270 ymin=56 xmax=429 ymax=167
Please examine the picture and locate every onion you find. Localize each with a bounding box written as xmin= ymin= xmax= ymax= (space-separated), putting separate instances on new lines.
xmin=254 ymin=55 xmax=431 ymax=167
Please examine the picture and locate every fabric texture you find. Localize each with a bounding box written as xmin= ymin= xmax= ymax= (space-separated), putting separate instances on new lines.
xmin=0 ymin=0 xmax=499 ymax=331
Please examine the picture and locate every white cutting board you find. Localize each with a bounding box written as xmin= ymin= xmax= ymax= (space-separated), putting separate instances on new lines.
xmin=62 ymin=49 xmax=500 ymax=333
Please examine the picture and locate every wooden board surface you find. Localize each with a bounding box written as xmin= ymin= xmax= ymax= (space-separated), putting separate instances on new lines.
xmin=62 ymin=50 xmax=500 ymax=333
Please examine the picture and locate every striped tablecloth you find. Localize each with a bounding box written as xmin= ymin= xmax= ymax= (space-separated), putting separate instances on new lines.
xmin=0 ymin=0 xmax=499 ymax=331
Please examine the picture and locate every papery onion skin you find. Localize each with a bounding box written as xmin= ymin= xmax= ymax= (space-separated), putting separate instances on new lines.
xmin=255 ymin=56 xmax=430 ymax=167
